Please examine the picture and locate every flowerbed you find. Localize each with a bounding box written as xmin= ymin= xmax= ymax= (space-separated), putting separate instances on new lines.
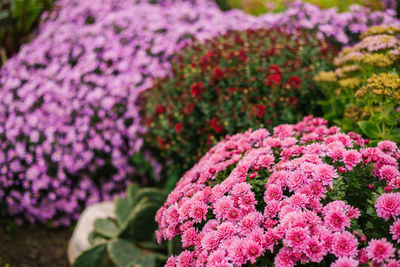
xmin=0 ymin=0 xmax=399 ymax=226
xmin=143 ymin=27 xmax=334 ymax=175
xmin=156 ymin=116 xmax=400 ymax=266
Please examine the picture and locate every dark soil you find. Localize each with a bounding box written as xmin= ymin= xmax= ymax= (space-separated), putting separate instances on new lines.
xmin=0 ymin=223 xmax=72 ymax=267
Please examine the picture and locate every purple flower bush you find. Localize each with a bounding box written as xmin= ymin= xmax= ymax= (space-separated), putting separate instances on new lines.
xmin=0 ymin=0 xmax=399 ymax=226
xmin=0 ymin=0 xmax=257 ymax=226
xmin=156 ymin=116 xmax=400 ymax=266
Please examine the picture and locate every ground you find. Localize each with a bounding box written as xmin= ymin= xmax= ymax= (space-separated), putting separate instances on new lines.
xmin=0 ymin=222 xmax=71 ymax=267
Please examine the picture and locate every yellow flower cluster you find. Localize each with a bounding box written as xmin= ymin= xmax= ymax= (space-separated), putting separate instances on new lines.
xmin=313 ymin=71 xmax=337 ymax=82
xmin=355 ymin=73 xmax=400 ymax=99
xmin=361 ymin=25 xmax=400 ymax=39
xmin=361 ymin=53 xmax=397 ymax=67
xmin=338 ymin=77 xmax=362 ymax=89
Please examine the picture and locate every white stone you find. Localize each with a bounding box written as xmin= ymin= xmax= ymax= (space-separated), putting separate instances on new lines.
xmin=67 ymin=201 xmax=115 ymax=264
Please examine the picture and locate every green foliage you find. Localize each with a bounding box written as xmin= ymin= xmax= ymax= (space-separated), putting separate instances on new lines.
xmin=73 ymin=184 xmax=168 ymax=267
xmin=0 ymin=0 xmax=54 ymax=65
xmin=315 ymin=25 xmax=400 ymax=143
xmin=143 ymin=28 xmax=334 ymax=178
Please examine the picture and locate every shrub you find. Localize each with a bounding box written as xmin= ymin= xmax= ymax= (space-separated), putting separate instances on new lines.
xmin=143 ymin=28 xmax=334 ymax=176
xmin=0 ymin=0 xmax=260 ymax=226
xmin=314 ymin=25 xmax=400 ymax=144
xmin=155 ymin=116 xmax=400 ymax=266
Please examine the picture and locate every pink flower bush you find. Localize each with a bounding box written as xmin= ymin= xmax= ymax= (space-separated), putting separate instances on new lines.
xmin=156 ymin=116 xmax=400 ymax=266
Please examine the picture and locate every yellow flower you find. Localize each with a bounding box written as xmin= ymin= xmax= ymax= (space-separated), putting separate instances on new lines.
xmin=362 ymin=53 xmax=397 ymax=67
xmin=338 ymin=77 xmax=362 ymax=89
xmin=355 ymin=73 xmax=400 ymax=99
xmin=361 ymin=25 xmax=400 ymax=39
xmin=314 ymin=71 xmax=337 ymax=82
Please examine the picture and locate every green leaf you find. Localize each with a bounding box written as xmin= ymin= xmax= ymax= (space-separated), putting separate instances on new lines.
xmin=384 ymin=112 xmax=399 ymax=126
xmin=73 ymin=243 xmax=107 ymax=267
xmin=369 ymin=113 xmax=382 ymax=124
xmin=125 ymin=255 xmax=157 ymax=267
xmin=358 ymin=121 xmax=381 ymax=139
xmin=127 ymin=184 xmax=141 ymax=206
xmin=115 ymin=197 xmax=132 ymax=227
xmin=118 ymin=198 xmax=160 ymax=241
xmin=389 ymin=128 xmax=400 ymax=143
xmin=107 ymin=239 xmax=142 ymax=267
xmin=131 ymin=188 xmax=167 ymax=207
xmin=94 ymin=218 xmax=119 ymax=238
xmin=88 ymin=231 xmax=108 ymax=246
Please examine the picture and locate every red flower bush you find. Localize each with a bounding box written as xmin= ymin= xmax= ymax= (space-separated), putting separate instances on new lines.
xmin=142 ymin=28 xmax=334 ymax=176
xmin=156 ymin=116 xmax=400 ymax=266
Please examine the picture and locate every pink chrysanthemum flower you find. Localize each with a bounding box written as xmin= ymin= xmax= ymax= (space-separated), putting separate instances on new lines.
xmin=379 ymin=165 xmax=400 ymax=182
xmin=331 ymin=231 xmax=358 ymax=257
xmin=314 ymin=164 xmax=338 ymax=186
xmin=324 ymin=209 xmax=350 ymax=232
xmin=331 ymin=257 xmax=359 ymax=267
xmin=385 ymin=259 xmax=400 ymax=267
xmin=378 ymin=140 xmax=398 ymax=153
xmin=264 ymin=184 xmax=283 ymax=202
xmin=366 ymin=238 xmax=395 ymax=263
xmin=305 ymin=236 xmax=328 ymax=262
xmin=284 ymin=226 xmax=310 ymax=248
xmin=189 ymin=201 xmax=208 ymax=223
xmin=245 ymin=239 xmax=263 ymax=263
xmin=274 ymin=248 xmax=297 ymax=267
xmin=343 ymin=150 xmax=362 ymax=170
xmin=390 ymin=220 xmax=400 ymax=243
xmin=181 ymin=227 xmax=198 ymax=248
xmin=375 ymin=193 xmax=400 ymax=220
xmin=176 ymin=250 xmax=195 ymax=267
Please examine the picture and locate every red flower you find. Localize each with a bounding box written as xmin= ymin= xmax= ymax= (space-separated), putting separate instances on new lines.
xmin=286 ymin=76 xmax=301 ymax=89
xmin=252 ymin=104 xmax=267 ymax=118
xmin=200 ymin=51 xmax=213 ymax=68
xmin=175 ymin=122 xmax=184 ymax=134
xmin=157 ymin=136 xmax=166 ymax=149
xmin=268 ymin=64 xmax=281 ymax=76
xmin=211 ymin=117 xmax=224 ymax=133
xmin=184 ymin=102 xmax=195 ymax=114
xmin=228 ymin=87 xmax=237 ymax=93
xmin=265 ymin=74 xmax=281 ymax=87
xmin=214 ymin=66 xmax=224 ymax=80
xmin=155 ymin=105 xmax=165 ymax=114
xmin=190 ymin=82 xmax=204 ymax=97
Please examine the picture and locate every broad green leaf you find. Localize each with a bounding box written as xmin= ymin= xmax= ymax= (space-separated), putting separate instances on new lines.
xmin=389 ymin=128 xmax=400 ymax=143
xmin=127 ymin=184 xmax=141 ymax=206
xmin=73 ymin=243 xmax=107 ymax=267
xmin=125 ymin=255 xmax=157 ymax=267
xmin=94 ymin=218 xmax=119 ymax=238
xmin=118 ymin=198 xmax=160 ymax=241
xmin=369 ymin=113 xmax=382 ymax=124
xmin=358 ymin=121 xmax=380 ymax=139
xmin=108 ymin=239 xmax=142 ymax=267
xmin=384 ymin=112 xmax=398 ymax=126
xmin=115 ymin=197 xmax=132 ymax=227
